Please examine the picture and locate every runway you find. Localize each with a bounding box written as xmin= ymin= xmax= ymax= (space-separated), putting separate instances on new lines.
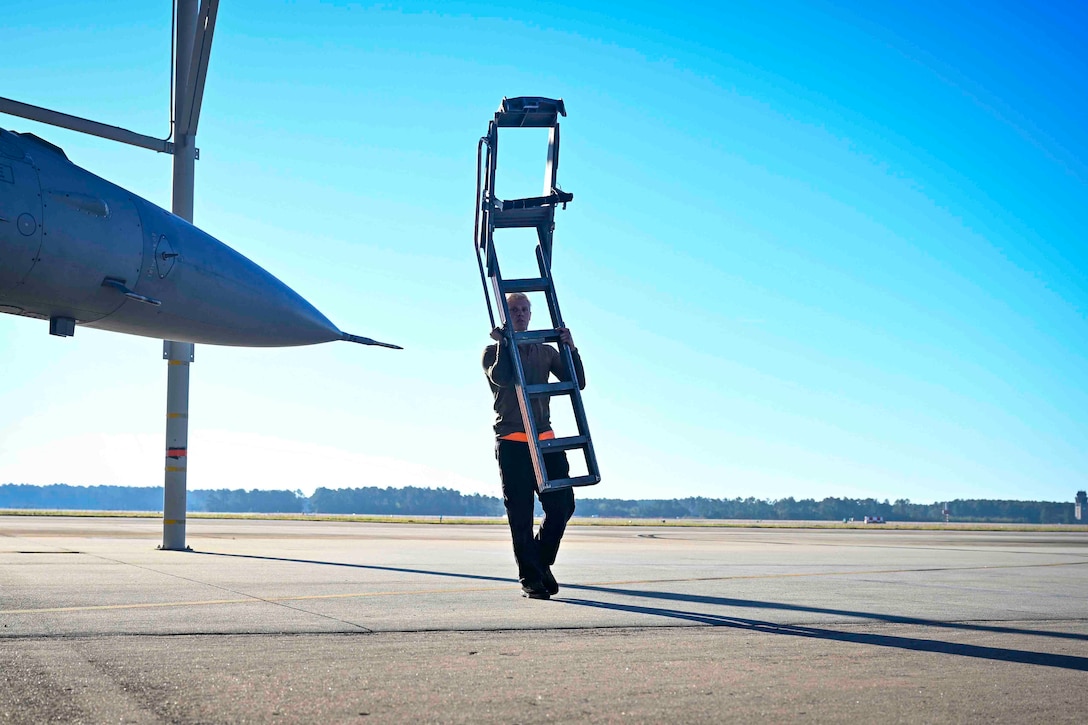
xmin=2 ymin=515 xmax=1087 ymax=722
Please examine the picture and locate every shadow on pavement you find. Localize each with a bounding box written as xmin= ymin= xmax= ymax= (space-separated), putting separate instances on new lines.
xmin=563 ymin=583 xmax=1088 ymax=643
xmin=558 ymin=596 xmax=1088 ymax=672
xmin=192 ymin=550 xmax=516 ymax=585
xmin=192 ymin=550 xmax=1088 ymax=669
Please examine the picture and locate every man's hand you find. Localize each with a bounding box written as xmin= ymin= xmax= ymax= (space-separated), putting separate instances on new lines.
xmin=557 ymin=327 xmax=576 ymax=351
xmin=490 ymin=326 xmax=506 ymax=343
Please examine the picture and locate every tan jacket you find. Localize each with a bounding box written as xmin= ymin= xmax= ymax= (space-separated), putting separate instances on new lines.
xmin=483 ymin=341 xmax=585 ymax=438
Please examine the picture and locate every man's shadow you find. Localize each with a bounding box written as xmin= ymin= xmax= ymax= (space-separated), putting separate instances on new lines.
xmin=192 ymin=551 xmax=1088 ymax=671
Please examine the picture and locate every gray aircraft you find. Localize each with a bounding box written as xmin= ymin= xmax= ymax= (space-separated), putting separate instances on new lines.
xmin=0 ymin=127 xmax=398 ymax=349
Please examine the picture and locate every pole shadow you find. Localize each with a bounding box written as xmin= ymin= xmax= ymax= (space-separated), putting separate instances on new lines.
xmin=192 ymin=550 xmax=1088 ymax=668
xmin=192 ymin=550 xmax=517 ymax=585
xmin=557 ymin=596 xmax=1088 ymax=672
xmin=561 ymin=583 xmax=1088 ymax=643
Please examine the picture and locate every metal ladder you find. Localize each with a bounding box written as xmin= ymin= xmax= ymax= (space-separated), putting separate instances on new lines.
xmin=474 ymin=97 xmax=601 ymax=492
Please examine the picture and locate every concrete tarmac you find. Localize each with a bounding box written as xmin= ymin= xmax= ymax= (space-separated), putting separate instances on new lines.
xmin=1 ymin=515 xmax=1086 ymax=723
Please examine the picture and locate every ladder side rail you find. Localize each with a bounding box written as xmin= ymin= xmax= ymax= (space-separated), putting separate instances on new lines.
xmin=540 ymin=125 xmax=561 ymax=270
xmin=545 ymin=124 xmax=560 ymax=197
xmin=532 ymin=251 xmax=583 ymax=430
xmin=498 ymin=280 xmax=551 ymax=488
xmin=535 ymin=274 xmax=579 ymax=407
xmin=582 ymin=436 xmax=601 ymax=482
xmin=484 ymin=122 xmax=504 ymax=321
xmin=473 ymin=240 xmax=495 ymax=329
xmin=537 ymin=247 xmax=562 ymax=326
xmin=541 ymin=121 xmax=600 ymax=485
xmin=487 ymin=121 xmax=500 ymax=210
xmin=474 ymin=138 xmax=485 ymax=251
xmin=537 ymin=224 xmax=554 ymax=273
xmin=480 ymin=125 xmax=503 ymax=319
xmin=496 ymin=251 xmax=557 ymax=487
xmin=475 ymin=135 xmax=492 ymax=252
xmin=488 ymin=256 xmax=508 ymax=329
xmin=474 ymin=136 xmax=497 ymax=329
xmin=512 ymin=357 xmax=551 ymax=490
xmin=570 ymin=381 xmax=600 ymax=482
xmin=494 ymin=119 xmax=551 ymax=488
xmin=491 ymin=255 xmax=552 ymax=491
xmin=485 ymin=227 xmax=500 ymax=280
xmin=483 ymin=120 xmax=499 ymax=243
xmin=488 ymin=250 xmax=533 ymax=429
xmin=544 ymin=125 xmax=561 ymax=269
xmin=530 ymin=282 xmax=573 ymax=491
xmin=538 ymin=276 xmax=601 ymax=484
xmin=559 ymin=344 xmax=592 ymax=439
xmin=489 ymin=255 xmax=552 ymax=490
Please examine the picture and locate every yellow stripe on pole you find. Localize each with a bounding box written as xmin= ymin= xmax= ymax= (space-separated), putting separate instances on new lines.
xmin=165 ymin=466 xmax=187 ymax=473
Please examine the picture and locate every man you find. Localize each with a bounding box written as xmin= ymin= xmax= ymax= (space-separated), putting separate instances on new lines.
xmin=483 ymin=292 xmax=585 ymax=599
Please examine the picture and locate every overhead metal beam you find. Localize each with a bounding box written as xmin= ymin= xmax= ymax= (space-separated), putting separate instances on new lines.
xmin=0 ymin=96 xmax=174 ymax=154
xmin=177 ymin=0 xmax=219 ymax=138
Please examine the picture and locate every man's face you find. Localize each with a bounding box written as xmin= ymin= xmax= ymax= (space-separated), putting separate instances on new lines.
xmin=508 ymin=297 xmax=531 ymax=332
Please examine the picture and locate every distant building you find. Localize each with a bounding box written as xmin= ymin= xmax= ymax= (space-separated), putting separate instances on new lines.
xmin=1076 ymin=491 xmax=1087 ymax=522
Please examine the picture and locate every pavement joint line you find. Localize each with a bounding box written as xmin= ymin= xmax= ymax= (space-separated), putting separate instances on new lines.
xmin=0 ymin=586 xmax=512 ymax=615
xmin=702 ymin=537 xmax=1088 ymax=558
xmin=3 ymin=560 xmax=1085 ymax=616
xmin=15 ymin=543 xmax=377 ymax=632
xmin=4 ymin=619 xmax=1088 ymax=646
xmin=587 ymin=559 xmax=1088 ymax=587
xmin=8 ymin=533 xmax=1087 ymax=561
xmin=3 ymin=618 xmax=1086 ymax=637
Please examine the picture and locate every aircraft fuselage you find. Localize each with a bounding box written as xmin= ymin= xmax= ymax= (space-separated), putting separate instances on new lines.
xmin=0 ymin=128 xmax=349 ymax=347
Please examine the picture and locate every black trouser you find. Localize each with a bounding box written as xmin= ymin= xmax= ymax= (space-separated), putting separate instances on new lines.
xmin=496 ymin=439 xmax=576 ymax=585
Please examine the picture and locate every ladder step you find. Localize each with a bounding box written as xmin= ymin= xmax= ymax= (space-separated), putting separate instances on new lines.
xmin=540 ymin=474 xmax=601 ymax=491
xmin=499 ymin=191 xmax=574 ymax=210
xmin=491 ymin=205 xmax=553 ymax=229
xmin=525 ymin=381 xmax=576 ymax=397
xmin=539 ymin=434 xmax=589 ymax=453
xmin=501 ymin=277 xmax=552 ymax=294
xmin=512 ymin=329 xmax=561 ymax=345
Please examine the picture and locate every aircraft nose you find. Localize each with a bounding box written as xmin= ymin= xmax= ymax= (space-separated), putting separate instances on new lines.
xmin=167 ymin=232 xmax=346 ymax=347
xmin=90 ymin=207 xmax=350 ymax=347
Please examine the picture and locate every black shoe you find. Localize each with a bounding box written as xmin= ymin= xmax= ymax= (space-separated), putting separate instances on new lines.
xmin=541 ymin=566 xmax=559 ymax=596
xmin=520 ymin=581 xmax=550 ymax=599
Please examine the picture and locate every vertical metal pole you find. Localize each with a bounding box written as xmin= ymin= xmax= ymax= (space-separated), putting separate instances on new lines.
xmin=162 ymin=0 xmax=199 ymax=551
xmin=162 ymin=341 xmax=193 ymax=550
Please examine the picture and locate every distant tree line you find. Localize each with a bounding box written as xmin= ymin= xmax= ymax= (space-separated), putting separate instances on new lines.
xmin=309 ymin=486 xmax=503 ymax=516
xmin=574 ymin=496 xmax=1079 ymax=525
xmin=0 ymin=484 xmax=1080 ymax=524
xmin=0 ymin=484 xmax=165 ymax=512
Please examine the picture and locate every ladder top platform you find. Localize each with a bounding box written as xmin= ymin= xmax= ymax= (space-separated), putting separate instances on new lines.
xmin=495 ymin=97 xmax=566 ymax=128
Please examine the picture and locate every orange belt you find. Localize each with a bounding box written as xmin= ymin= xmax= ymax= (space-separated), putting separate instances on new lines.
xmin=500 ymin=430 xmax=556 ymax=443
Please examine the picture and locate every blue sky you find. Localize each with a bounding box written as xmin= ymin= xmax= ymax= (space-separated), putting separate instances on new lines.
xmin=1 ymin=1 xmax=1085 ymax=504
